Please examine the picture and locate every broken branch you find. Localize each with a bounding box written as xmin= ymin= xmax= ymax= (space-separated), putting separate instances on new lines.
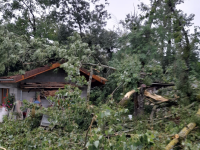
xmin=84 ymin=115 xmax=97 ymax=148
xmin=111 ymin=82 xmax=123 ymax=96
xmin=118 ymin=89 xmax=135 ymax=106
xmin=144 ymin=90 xmax=168 ymax=102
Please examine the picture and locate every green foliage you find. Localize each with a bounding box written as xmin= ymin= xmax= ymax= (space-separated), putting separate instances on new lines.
xmin=110 ymin=55 xmax=142 ymax=90
xmin=1 ymin=0 xmax=200 ymax=149
xmin=0 ymin=27 xmax=96 ymax=77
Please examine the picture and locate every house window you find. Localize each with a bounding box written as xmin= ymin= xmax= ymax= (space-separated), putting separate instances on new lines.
xmin=1 ymin=88 xmax=9 ymax=104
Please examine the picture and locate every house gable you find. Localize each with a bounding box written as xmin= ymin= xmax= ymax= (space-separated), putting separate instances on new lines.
xmin=0 ymin=63 xmax=107 ymax=84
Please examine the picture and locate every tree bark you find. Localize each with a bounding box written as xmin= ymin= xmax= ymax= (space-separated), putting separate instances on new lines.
xmin=137 ymin=88 xmax=145 ymax=115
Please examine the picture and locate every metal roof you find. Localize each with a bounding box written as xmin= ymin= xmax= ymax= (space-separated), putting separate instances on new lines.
xmin=0 ymin=63 xmax=107 ymax=84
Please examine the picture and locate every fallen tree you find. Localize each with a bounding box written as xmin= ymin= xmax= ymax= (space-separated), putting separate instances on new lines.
xmin=165 ymin=106 xmax=200 ymax=150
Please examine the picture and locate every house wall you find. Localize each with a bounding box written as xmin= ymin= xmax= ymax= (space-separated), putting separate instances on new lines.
xmin=0 ymin=69 xmax=89 ymax=107
xmin=0 ymin=83 xmax=17 ymax=89
xmin=10 ymin=87 xmax=21 ymax=100
xmin=22 ymin=91 xmax=35 ymax=101
xmin=20 ymin=87 xmax=87 ymax=108
xmin=0 ymin=83 xmax=20 ymax=103
xmin=22 ymin=91 xmax=50 ymax=108
xmin=21 ymin=68 xmax=88 ymax=107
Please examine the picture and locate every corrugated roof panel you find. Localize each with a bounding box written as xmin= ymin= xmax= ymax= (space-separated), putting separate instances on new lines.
xmin=0 ymin=63 xmax=107 ymax=84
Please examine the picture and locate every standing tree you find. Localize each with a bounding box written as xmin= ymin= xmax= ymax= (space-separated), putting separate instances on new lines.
xmin=0 ymin=0 xmax=110 ymax=40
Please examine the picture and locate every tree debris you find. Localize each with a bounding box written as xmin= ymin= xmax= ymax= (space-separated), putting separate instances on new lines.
xmin=144 ymin=90 xmax=168 ymax=102
xmin=165 ymin=107 xmax=200 ymax=150
xmin=118 ymin=89 xmax=135 ymax=106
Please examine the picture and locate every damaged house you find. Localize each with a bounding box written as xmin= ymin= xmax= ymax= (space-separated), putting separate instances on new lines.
xmin=0 ymin=62 xmax=107 ymax=109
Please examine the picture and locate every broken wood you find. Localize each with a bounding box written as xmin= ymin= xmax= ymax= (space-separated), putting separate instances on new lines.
xmin=118 ymin=87 xmax=145 ymax=116
xmin=165 ymin=106 xmax=200 ymax=150
xmin=144 ymin=90 xmax=168 ymax=102
xmin=41 ymin=90 xmax=58 ymax=97
xmin=20 ymin=82 xmax=81 ymax=89
xmin=118 ymin=89 xmax=135 ymax=106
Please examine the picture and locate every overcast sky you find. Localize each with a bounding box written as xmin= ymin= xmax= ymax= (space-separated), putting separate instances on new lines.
xmin=105 ymin=0 xmax=200 ymax=32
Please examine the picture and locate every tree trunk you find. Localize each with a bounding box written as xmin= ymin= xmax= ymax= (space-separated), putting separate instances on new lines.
xmin=165 ymin=107 xmax=200 ymax=150
xmin=137 ymin=88 xmax=145 ymax=115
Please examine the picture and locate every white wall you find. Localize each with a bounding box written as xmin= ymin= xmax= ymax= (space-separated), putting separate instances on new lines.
xmin=22 ymin=91 xmax=35 ymax=101
xmin=0 ymin=84 xmax=19 ymax=103
xmin=9 ymin=88 xmax=20 ymax=101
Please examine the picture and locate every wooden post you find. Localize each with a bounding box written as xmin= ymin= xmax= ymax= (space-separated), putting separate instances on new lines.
xmin=86 ymin=66 xmax=93 ymax=102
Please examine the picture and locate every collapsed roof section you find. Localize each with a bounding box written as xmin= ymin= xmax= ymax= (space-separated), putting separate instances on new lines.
xmin=0 ymin=63 xmax=107 ymax=84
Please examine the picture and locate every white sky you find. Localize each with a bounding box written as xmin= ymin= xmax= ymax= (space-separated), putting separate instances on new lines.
xmin=105 ymin=0 xmax=200 ymax=32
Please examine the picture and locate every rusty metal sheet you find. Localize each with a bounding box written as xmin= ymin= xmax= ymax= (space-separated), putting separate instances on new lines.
xmin=0 ymin=63 xmax=107 ymax=84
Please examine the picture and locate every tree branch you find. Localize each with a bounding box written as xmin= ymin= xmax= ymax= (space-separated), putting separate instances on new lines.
xmin=84 ymin=115 xmax=97 ymax=148
xmin=111 ymin=82 xmax=123 ymax=96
